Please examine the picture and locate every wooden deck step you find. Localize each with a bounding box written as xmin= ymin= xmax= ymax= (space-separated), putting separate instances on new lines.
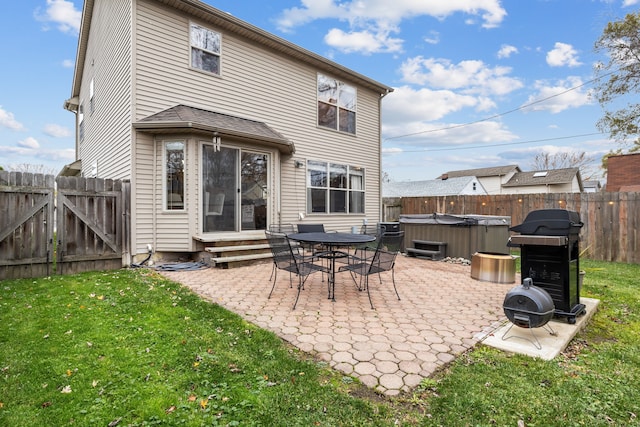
xmin=210 ymin=252 xmax=273 ymax=265
xmin=205 ymin=243 xmax=270 ymax=253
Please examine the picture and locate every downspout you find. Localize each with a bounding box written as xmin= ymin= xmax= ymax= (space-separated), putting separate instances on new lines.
xmin=63 ymin=97 xmax=80 ymax=162
xmin=379 ymin=89 xmax=393 ymax=222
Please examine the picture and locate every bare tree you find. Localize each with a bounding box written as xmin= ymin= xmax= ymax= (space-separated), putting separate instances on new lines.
xmin=530 ymin=151 xmax=598 ymax=181
xmin=8 ymin=163 xmax=58 ymax=175
xmin=593 ymin=12 xmax=640 ymax=151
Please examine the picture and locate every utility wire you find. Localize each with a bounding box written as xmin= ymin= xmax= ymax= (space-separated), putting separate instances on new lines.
xmin=389 ymin=132 xmax=605 ymax=153
xmin=384 ymin=69 xmax=617 ymax=141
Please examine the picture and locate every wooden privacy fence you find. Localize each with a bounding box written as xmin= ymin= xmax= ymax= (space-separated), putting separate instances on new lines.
xmin=0 ymin=171 xmax=130 ymax=280
xmin=398 ymin=192 xmax=640 ymax=264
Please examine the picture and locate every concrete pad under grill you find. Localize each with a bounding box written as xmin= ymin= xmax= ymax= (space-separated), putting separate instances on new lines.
xmin=478 ymin=297 xmax=599 ymax=360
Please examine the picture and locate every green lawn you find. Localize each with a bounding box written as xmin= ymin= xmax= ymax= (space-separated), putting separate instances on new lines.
xmin=0 ymin=259 xmax=638 ymax=426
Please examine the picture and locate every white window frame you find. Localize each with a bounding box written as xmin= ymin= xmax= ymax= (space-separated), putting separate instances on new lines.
xmin=306 ymin=160 xmax=365 ymax=214
xmin=190 ymin=23 xmax=221 ymax=76
xmin=317 ymin=73 xmax=357 ymax=134
xmin=164 ymin=140 xmax=186 ymax=211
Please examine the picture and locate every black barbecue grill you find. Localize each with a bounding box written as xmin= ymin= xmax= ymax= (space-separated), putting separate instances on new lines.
xmin=509 ymin=209 xmax=586 ymax=324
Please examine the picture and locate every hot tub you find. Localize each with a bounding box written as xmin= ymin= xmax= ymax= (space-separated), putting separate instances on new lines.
xmin=399 ymin=213 xmax=511 ymax=259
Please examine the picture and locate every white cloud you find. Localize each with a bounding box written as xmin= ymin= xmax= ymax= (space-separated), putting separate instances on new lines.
xmin=383 ymin=85 xmax=479 ymax=123
xmin=0 ymin=106 xmax=25 ymax=131
xmin=424 ymin=31 xmax=440 ymax=45
xmin=44 ymin=123 xmax=71 ymax=138
xmin=324 ymin=27 xmax=403 ymax=54
xmin=497 ymin=44 xmax=518 ymax=59
xmin=62 ymin=59 xmax=74 ymax=68
xmin=381 ymin=86 xmax=518 ymax=147
xmin=623 ymin=0 xmax=640 ymax=6
xmin=546 ymin=42 xmax=582 ymax=67
xmin=399 ymin=57 xmax=523 ymax=97
xmin=521 ymin=76 xmax=591 ymax=113
xmin=35 ymin=0 xmax=82 ymax=34
xmin=18 ymin=137 xmax=40 ymax=149
xmin=276 ymin=0 xmax=506 ymax=53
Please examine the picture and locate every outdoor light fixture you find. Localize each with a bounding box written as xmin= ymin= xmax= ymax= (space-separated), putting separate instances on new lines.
xmin=212 ymin=132 xmax=221 ymax=152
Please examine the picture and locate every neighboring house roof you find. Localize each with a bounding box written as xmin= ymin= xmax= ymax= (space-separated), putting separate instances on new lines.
xmin=134 ymin=104 xmax=295 ymax=154
xmin=441 ymin=165 xmax=521 ymax=179
xmin=66 ymin=0 xmax=393 ymax=108
xmin=583 ymin=180 xmax=602 ymax=191
xmin=383 ymin=176 xmax=485 ymax=197
xmin=502 ymin=168 xmax=582 ymax=189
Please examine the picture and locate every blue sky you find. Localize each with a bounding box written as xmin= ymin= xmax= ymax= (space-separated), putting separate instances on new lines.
xmin=1 ymin=0 xmax=638 ymax=181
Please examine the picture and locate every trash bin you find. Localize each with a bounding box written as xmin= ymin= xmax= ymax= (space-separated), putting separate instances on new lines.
xmin=509 ymin=209 xmax=586 ymax=324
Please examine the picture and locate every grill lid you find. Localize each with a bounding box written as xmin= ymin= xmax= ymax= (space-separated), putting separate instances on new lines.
xmin=503 ymin=278 xmax=555 ymax=328
xmin=509 ymin=209 xmax=582 ymax=236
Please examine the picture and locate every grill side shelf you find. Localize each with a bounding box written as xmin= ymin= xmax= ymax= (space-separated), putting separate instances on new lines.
xmin=509 ymin=235 xmax=568 ymax=246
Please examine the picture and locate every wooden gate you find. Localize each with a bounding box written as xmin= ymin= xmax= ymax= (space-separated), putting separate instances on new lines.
xmin=0 ymin=172 xmax=130 ymax=279
xmin=0 ymin=172 xmax=55 ymax=280
xmin=56 ymin=177 xmax=130 ymax=275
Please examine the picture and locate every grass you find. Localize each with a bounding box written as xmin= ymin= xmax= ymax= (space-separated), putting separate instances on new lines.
xmin=0 ymin=259 xmax=639 ymax=426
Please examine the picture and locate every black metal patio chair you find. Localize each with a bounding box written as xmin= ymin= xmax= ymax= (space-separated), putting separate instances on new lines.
xmin=265 ymin=230 xmax=328 ymax=309
xmin=338 ymin=231 xmax=404 ymax=309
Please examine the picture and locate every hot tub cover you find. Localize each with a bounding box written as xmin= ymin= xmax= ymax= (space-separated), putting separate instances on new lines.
xmin=399 ymin=213 xmax=510 ymax=227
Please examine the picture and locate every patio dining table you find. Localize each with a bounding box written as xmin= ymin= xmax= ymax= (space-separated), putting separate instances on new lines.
xmin=288 ymin=232 xmax=376 ymax=301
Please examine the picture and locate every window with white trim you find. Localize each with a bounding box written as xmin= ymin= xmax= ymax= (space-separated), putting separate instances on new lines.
xmin=190 ymin=23 xmax=221 ymax=75
xmin=165 ymin=141 xmax=185 ymax=210
xmin=307 ymin=160 xmax=364 ymax=214
xmin=317 ymin=74 xmax=356 ymax=134
xmin=89 ymin=79 xmax=95 ymax=115
xmin=78 ymin=103 xmax=84 ymax=142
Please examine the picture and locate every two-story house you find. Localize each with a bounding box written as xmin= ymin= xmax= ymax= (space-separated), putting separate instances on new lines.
xmin=62 ymin=0 xmax=392 ymax=264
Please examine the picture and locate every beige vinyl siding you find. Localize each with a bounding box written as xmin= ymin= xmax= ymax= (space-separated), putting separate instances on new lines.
xmin=152 ymin=136 xmax=192 ymax=252
xmin=79 ymin=0 xmax=133 ymax=180
xmin=132 ymin=133 xmax=155 ymax=255
xmin=134 ymin=0 xmax=383 ymax=232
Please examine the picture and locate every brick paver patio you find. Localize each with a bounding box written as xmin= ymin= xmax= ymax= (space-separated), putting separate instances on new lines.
xmin=159 ymin=255 xmax=515 ymax=396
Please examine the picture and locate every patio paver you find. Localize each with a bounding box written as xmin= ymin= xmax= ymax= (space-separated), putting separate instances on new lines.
xmin=159 ymin=255 xmax=514 ymax=396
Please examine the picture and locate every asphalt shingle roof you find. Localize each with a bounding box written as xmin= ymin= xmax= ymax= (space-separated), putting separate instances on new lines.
xmin=383 ymin=176 xmax=481 ymax=197
xmin=135 ymin=104 xmax=294 ymax=153
xmin=443 ymin=165 xmax=520 ymax=178
xmin=502 ymin=167 xmax=580 ymax=187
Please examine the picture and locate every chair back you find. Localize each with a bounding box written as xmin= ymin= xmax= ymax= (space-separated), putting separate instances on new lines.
xmin=296 ymin=223 xmax=325 ymax=233
xmin=269 ymin=224 xmax=295 ymax=234
xmin=360 ymin=223 xmax=386 ymax=237
xmin=265 ymin=230 xmax=296 ymax=270
xmin=369 ymin=231 xmax=404 ymax=273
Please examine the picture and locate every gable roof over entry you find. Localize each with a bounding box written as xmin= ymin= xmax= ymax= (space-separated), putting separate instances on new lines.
xmin=133 ymin=104 xmax=295 ymax=154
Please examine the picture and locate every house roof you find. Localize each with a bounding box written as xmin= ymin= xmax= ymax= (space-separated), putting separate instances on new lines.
xmin=134 ymin=105 xmax=295 ymax=154
xmin=442 ymin=165 xmax=520 ymax=179
xmin=67 ymin=0 xmax=393 ymax=105
xmin=583 ymin=180 xmax=602 ymax=190
xmin=383 ymin=176 xmax=483 ymax=197
xmin=502 ymin=168 xmax=583 ymax=189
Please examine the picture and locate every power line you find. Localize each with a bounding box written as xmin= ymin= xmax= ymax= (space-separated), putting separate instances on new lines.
xmin=388 ymin=132 xmax=605 ymax=153
xmin=384 ymin=69 xmax=616 ymax=141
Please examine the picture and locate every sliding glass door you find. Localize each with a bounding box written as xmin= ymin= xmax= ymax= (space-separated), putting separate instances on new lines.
xmin=202 ymin=145 xmax=269 ymax=233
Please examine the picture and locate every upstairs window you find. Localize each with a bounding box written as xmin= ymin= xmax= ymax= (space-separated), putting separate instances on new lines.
xmin=317 ymin=74 xmax=357 ymax=134
xmin=190 ymin=23 xmax=221 ymax=75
